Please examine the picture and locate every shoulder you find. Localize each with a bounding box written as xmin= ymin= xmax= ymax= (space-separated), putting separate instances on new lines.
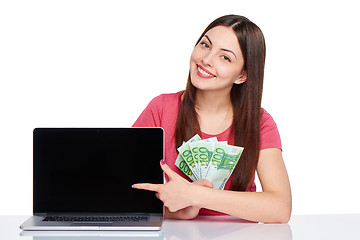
xmin=156 ymin=91 xmax=183 ymax=104
xmin=132 ymin=91 xmax=182 ymax=127
xmin=148 ymin=91 xmax=182 ymax=108
xmin=260 ymin=109 xmax=276 ymax=128
xmin=260 ymin=108 xmax=282 ymax=150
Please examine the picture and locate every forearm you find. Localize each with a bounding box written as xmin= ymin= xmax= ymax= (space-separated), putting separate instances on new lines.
xmin=190 ymin=185 xmax=292 ymax=223
xmin=164 ymin=206 xmax=199 ymax=220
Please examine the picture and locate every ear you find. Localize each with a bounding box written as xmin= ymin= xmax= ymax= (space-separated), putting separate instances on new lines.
xmin=234 ymin=70 xmax=247 ymax=84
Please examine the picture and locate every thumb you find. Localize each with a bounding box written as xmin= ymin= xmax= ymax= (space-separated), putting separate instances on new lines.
xmin=160 ymin=159 xmax=181 ymax=180
xmin=193 ymin=179 xmax=213 ymax=188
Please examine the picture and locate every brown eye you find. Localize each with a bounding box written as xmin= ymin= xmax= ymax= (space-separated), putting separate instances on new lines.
xmin=221 ymin=55 xmax=231 ymax=62
xmin=200 ymin=42 xmax=210 ymax=48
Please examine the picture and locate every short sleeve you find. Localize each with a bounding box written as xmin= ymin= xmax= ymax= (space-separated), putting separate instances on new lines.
xmin=260 ymin=109 xmax=282 ymax=150
xmin=132 ymin=95 xmax=163 ymax=127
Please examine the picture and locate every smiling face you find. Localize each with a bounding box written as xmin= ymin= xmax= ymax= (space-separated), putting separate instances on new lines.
xmin=189 ymin=26 xmax=247 ymax=93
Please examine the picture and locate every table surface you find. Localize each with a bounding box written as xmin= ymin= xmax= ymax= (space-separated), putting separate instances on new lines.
xmin=1 ymin=214 xmax=360 ymax=239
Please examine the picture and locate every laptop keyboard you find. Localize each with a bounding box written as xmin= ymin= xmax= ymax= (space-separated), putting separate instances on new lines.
xmin=43 ymin=216 xmax=149 ymax=222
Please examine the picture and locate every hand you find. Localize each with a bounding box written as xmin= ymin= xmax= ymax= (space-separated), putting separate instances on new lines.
xmin=133 ymin=160 xmax=192 ymax=212
xmin=132 ymin=160 xmax=213 ymax=219
xmin=166 ymin=179 xmax=213 ymax=220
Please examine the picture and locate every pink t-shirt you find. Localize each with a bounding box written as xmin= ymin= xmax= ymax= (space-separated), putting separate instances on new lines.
xmin=132 ymin=91 xmax=282 ymax=215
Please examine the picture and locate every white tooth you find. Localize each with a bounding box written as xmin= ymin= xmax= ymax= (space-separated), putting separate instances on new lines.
xmin=198 ymin=66 xmax=213 ymax=76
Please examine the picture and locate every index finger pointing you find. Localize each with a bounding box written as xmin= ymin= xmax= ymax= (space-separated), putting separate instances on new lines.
xmin=132 ymin=183 xmax=159 ymax=192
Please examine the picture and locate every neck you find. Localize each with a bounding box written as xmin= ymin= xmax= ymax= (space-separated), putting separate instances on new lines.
xmin=195 ymin=89 xmax=233 ymax=115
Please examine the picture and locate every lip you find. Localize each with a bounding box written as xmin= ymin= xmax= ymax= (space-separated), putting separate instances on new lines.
xmin=196 ymin=64 xmax=216 ymax=79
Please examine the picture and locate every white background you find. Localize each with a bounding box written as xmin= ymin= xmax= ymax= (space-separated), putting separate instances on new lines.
xmin=1 ymin=0 xmax=359 ymax=215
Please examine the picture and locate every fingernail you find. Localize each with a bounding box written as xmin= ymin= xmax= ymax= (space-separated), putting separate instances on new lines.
xmin=131 ymin=184 xmax=137 ymax=188
xmin=160 ymin=159 xmax=165 ymax=165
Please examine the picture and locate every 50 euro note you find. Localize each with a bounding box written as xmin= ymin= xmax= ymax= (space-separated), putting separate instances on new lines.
xmin=176 ymin=134 xmax=202 ymax=180
xmin=204 ymin=143 xmax=244 ymax=190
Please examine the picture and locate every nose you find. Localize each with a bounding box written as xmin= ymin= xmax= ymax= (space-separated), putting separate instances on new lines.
xmin=201 ymin=51 xmax=214 ymax=67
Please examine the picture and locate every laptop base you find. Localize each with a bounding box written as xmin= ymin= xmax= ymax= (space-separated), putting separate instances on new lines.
xmin=20 ymin=215 xmax=163 ymax=231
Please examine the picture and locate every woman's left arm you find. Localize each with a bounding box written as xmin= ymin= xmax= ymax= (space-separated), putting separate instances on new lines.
xmin=192 ymin=148 xmax=292 ymax=223
xmin=134 ymin=148 xmax=292 ymax=223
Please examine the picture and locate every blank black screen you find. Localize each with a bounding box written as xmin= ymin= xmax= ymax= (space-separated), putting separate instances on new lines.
xmin=33 ymin=128 xmax=164 ymax=214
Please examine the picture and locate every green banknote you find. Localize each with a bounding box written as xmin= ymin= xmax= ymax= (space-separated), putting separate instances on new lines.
xmin=189 ymin=142 xmax=200 ymax=175
xmin=204 ymin=143 xmax=244 ymax=189
xmin=175 ymin=134 xmax=244 ymax=190
xmin=177 ymin=134 xmax=202 ymax=180
xmin=188 ymin=137 xmax=219 ymax=179
xmin=175 ymin=152 xmax=197 ymax=181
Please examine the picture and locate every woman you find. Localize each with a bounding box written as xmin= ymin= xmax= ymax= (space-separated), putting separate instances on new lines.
xmin=132 ymin=15 xmax=292 ymax=223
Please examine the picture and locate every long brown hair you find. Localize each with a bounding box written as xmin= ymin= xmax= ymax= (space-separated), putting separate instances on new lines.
xmin=175 ymin=15 xmax=266 ymax=191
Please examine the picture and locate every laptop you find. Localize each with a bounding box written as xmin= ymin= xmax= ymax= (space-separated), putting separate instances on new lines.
xmin=20 ymin=128 xmax=164 ymax=231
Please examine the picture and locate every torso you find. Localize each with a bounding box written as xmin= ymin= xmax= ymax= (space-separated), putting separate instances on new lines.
xmin=132 ymin=91 xmax=282 ymax=215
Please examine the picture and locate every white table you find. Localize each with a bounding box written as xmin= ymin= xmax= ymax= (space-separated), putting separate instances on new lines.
xmin=1 ymin=214 xmax=359 ymax=239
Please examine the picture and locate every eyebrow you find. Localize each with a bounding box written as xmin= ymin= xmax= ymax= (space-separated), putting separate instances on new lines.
xmin=204 ymin=35 xmax=237 ymax=60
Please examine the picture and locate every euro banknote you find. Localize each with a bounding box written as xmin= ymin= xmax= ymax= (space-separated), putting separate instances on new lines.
xmin=204 ymin=143 xmax=244 ymax=189
xmin=176 ymin=134 xmax=201 ymax=180
xmin=176 ymin=134 xmax=244 ymax=189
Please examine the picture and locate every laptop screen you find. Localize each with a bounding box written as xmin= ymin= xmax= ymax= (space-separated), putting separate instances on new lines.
xmin=33 ymin=128 xmax=164 ymax=215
